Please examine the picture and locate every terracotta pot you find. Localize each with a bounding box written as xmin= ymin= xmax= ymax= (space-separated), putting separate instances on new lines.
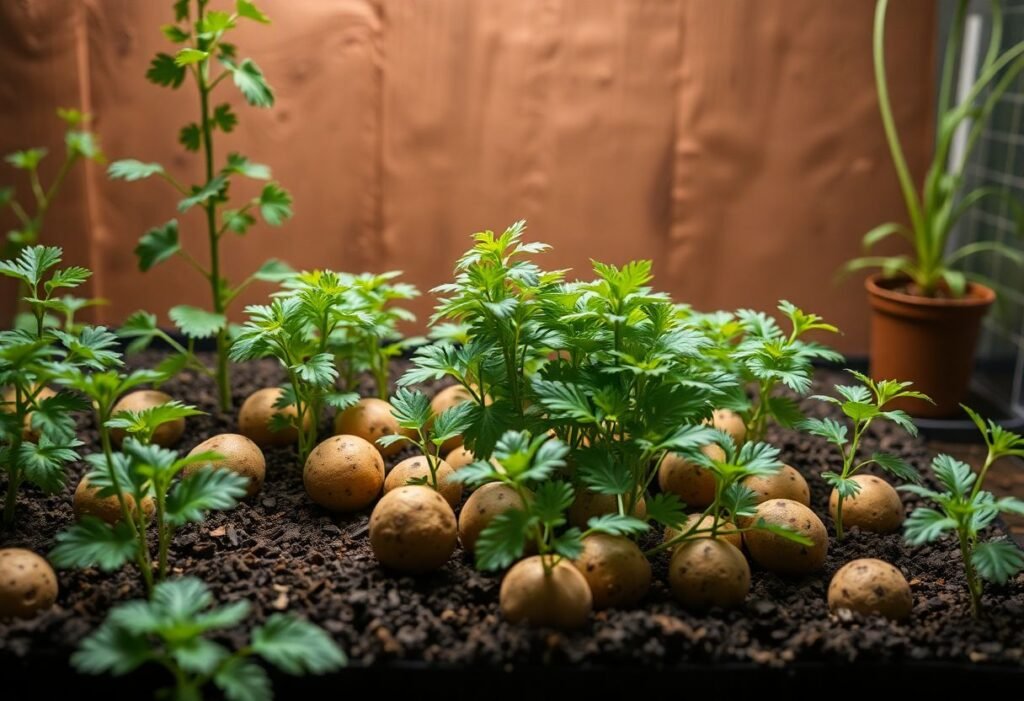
xmin=865 ymin=274 xmax=994 ymax=418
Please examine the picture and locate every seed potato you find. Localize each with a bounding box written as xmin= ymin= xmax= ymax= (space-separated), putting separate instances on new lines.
xmin=185 ymin=434 xmax=266 ymax=498
xmin=568 ymin=489 xmax=647 ymax=528
xmin=459 ymin=482 xmax=526 ymax=554
xmin=0 ymin=548 xmax=58 ymax=619
xmin=500 ymin=555 xmax=593 ymax=629
xmin=743 ymin=465 xmax=811 ymax=506
xmin=743 ymin=499 xmax=828 ymax=576
xmin=828 ymin=558 xmax=913 ymax=620
xmin=73 ymin=476 xmax=154 ymax=524
xmin=303 ymin=435 xmax=384 ymax=511
xmin=828 ymin=474 xmax=904 ymax=534
xmin=110 ymin=390 xmax=184 ymax=448
xmin=657 ymin=444 xmax=726 ymax=509
xmin=572 ymin=533 xmax=651 ymax=609
xmin=334 ymin=398 xmax=410 ymax=458
xmin=384 ymin=456 xmax=462 ymax=509
xmin=663 ymin=514 xmax=743 ymax=551
xmin=238 ymin=387 xmax=312 ymax=448
xmin=369 ymin=485 xmax=458 ymax=573
xmin=2 ymin=386 xmax=57 ymax=441
xmin=710 ymin=408 xmax=746 ymax=445
xmin=444 ymin=445 xmax=476 ymax=471
xmin=668 ymin=538 xmax=750 ymax=610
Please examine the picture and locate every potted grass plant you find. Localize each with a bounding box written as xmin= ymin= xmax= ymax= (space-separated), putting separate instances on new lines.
xmin=847 ymin=0 xmax=1024 ymax=417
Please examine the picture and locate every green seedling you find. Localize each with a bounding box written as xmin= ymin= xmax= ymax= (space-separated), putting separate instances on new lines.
xmin=902 ymin=407 xmax=1024 ymax=617
xmin=74 ymin=577 xmax=345 ymax=701
xmin=108 ymin=0 xmax=294 ymax=411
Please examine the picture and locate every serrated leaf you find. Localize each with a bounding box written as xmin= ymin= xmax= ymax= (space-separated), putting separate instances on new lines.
xmin=179 ymin=123 xmax=201 ymax=151
xmin=251 ymin=614 xmax=346 ymax=674
xmin=212 ymin=103 xmax=238 ymax=133
xmin=253 ymin=258 xmax=294 ymax=281
xmin=585 ymin=514 xmax=649 ymax=537
xmin=258 ymin=183 xmax=292 ymax=225
xmin=146 ymin=52 xmax=187 ymax=88
xmin=169 ymin=305 xmax=227 ymax=339
xmin=475 ymin=508 xmax=532 ymax=571
xmin=50 ymin=517 xmax=137 ymax=570
xmin=5 ymin=147 xmax=47 ymax=170
xmin=71 ymin=622 xmax=150 ymax=676
xmin=135 ymin=220 xmax=180 ymax=271
xmin=161 ymin=24 xmax=190 ymax=43
xmin=973 ymin=540 xmax=1024 ymax=584
xmin=237 ymin=0 xmax=271 ymax=23
xmin=903 ymin=507 xmax=957 ymax=545
xmin=224 ymin=152 xmax=271 ymax=180
xmin=108 ymin=159 xmax=165 ymax=181
xmin=174 ymin=48 xmax=209 ymax=66
xmin=215 ymin=657 xmax=272 ymax=701
xmin=225 ymin=58 xmax=274 ymax=107
xmin=165 ymin=467 xmax=248 ymax=525
xmin=222 ymin=208 xmax=256 ymax=234
xmin=868 ymin=452 xmax=919 ymax=483
xmin=178 ymin=176 xmax=227 ymax=213
xmin=645 ymin=492 xmax=687 ymax=528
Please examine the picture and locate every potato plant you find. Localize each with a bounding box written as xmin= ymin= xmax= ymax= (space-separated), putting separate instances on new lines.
xmin=74 ymin=577 xmax=345 ymax=700
xmin=802 ymin=370 xmax=929 ymax=539
xmin=902 ymin=408 xmax=1024 ymax=616
xmin=107 ymin=0 xmax=294 ymax=411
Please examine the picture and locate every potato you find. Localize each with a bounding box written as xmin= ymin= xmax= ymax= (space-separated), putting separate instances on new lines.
xmin=743 ymin=464 xmax=810 ymax=506
xmin=384 ymin=456 xmax=462 ymax=509
xmin=303 ymin=435 xmax=384 ymax=511
xmin=743 ymin=499 xmax=828 ymax=576
xmin=500 ymin=555 xmax=593 ymax=629
xmin=2 ymin=386 xmax=57 ymax=440
xmin=568 ymin=489 xmax=647 ymax=528
xmin=444 ymin=445 xmax=476 ymax=471
xmin=572 ymin=534 xmax=650 ymax=609
xmin=828 ymin=558 xmax=912 ymax=620
xmin=663 ymin=514 xmax=742 ymax=551
xmin=657 ymin=444 xmax=725 ymax=509
xmin=185 ymin=434 xmax=266 ymax=498
xmin=430 ymin=384 xmax=488 ymax=453
xmin=110 ymin=390 xmax=184 ymax=448
xmin=369 ymin=485 xmax=458 ymax=573
xmin=828 ymin=474 xmax=903 ymax=534
xmin=334 ymin=398 xmax=410 ymax=458
xmin=668 ymin=538 xmax=750 ymax=610
xmin=73 ymin=476 xmax=154 ymax=524
xmin=710 ymin=408 xmax=746 ymax=445
xmin=238 ymin=387 xmax=312 ymax=448
xmin=0 ymin=548 xmax=58 ymax=619
xmin=459 ymin=482 xmax=526 ymax=554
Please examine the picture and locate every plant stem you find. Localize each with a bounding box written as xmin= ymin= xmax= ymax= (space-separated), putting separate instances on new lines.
xmin=1 ymin=386 xmax=26 ymax=526
xmin=2 ymin=471 xmax=20 ymax=527
xmin=959 ymin=527 xmax=982 ymax=617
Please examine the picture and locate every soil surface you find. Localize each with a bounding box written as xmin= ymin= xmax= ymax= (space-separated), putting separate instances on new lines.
xmin=2 ymin=356 xmax=1023 ymax=689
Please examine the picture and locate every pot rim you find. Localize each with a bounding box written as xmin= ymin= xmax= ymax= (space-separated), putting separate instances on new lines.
xmin=864 ymin=273 xmax=995 ymax=308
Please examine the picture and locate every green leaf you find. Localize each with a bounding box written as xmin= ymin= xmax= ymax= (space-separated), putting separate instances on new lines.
xmin=931 ymin=453 xmax=975 ymax=496
xmin=903 ymin=507 xmax=958 ymax=545
xmin=45 ymin=266 xmax=91 ymax=293
xmin=576 ymin=448 xmax=634 ymax=496
xmin=258 ymin=183 xmax=292 ymax=225
xmin=225 ymin=58 xmax=274 ymax=107
xmin=224 ymin=153 xmax=270 ymax=180
xmin=251 ymin=614 xmax=346 ymax=674
xmin=212 ymin=103 xmax=238 ymax=133
xmin=291 ymin=352 xmax=337 ymax=386
xmin=50 ymin=517 xmax=137 ymax=570
xmin=799 ymin=417 xmax=848 ymax=446
xmin=431 ymin=402 xmax=475 ymax=445
xmin=842 ymin=401 xmax=879 ymax=422
xmin=645 ymin=492 xmax=687 ymax=528
xmin=551 ymin=527 xmax=585 ymax=560
xmin=165 ymin=466 xmax=249 ymax=525
xmin=169 ymin=305 xmax=227 ymax=339
xmin=823 ymin=471 xmax=861 ymax=499
xmin=174 ymin=48 xmax=209 ymax=66
xmin=135 ymin=220 xmax=180 ymax=271
xmin=585 ymin=514 xmax=649 ymax=537
xmin=862 ymin=221 xmax=910 ymax=250
xmin=0 ymin=186 xmax=12 ymax=207
xmin=5 ymin=147 xmax=47 ymax=170
xmin=18 ymin=437 xmax=81 ymax=492
xmin=71 ymin=622 xmax=150 ymax=676
xmin=107 ymin=400 xmax=204 ymax=441
xmin=179 ymin=123 xmax=201 ymax=151
xmin=389 ymin=387 xmax=433 ymax=430
xmin=868 ymin=452 xmax=920 ymax=483
xmin=253 ymin=258 xmax=294 ymax=281
xmin=108 ymin=159 xmax=165 ymax=181
xmin=66 ymin=130 xmax=102 ymax=161
xmin=475 ymin=508 xmax=532 ymax=571
xmin=0 ymin=245 xmax=62 ymax=286
xmin=973 ymin=540 xmax=1024 ymax=584
xmin=222 ymin=208 xmax=256 ymax=234
xmin=161 ymin=24 xmax=190 ymax=43
xmin=763 ymin=394 xmax=804 ymax=428
xmin=174 ymin=638 xmax=230 ymax=675
xmin=532 ymin=480 xmax=574 ymax=526
xmin=199 ymin=10 xmax=236 ymax=35
xmin=174 ymin=0 xmax=190 ymax=21
xmin=146 ymin=52 xmax=187 ymax=88
xmin=237 ymin=0 xmax=271 ymax=23
xmin=215 ymin=657 xmax=272 ymax=701
xmin=881 ymin=409 xmax=919 ymax=437
xmin=178 ymin=176 xmax=227 ymax=212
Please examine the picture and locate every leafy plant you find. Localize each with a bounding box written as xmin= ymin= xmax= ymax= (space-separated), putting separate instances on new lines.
xmin=229 ymin=270 xmax=364 ymax=462
xmin=454 ymin=430 xmax=649 ymax=573
xmin=690 ymin=301 xmax=843 ymax=443
xmin=0 ymin=246 xmax=118 ymax=526
xmin=847 ymin=0 xmax=1024 ymax=296
xmin=901 ymin=407 xmax=1024 ymax=616
xmin=107 ymin=0 xmax=294 ymax=410
xmin=802 ymin=370 xmax=930 ymax=539
xmin=73 ymin=577 xmax=345 ymax=700
xmin=376 ymin=387 xmax=473 ymax=490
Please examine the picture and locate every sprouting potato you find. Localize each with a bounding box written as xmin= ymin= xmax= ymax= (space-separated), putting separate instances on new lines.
xmin=743 ymin=499 xmax=828 ymax=575
xmin=369 ymin=485 xmax=458 ymax=573
xmin=383 ymin=456 xmax=462 ymax=509
xmin=668 ymin=538 xmax=750 ymax=610
xmin=663 ymin=514 xmax=742 ymax=551
xmin=829 ymin=474 xmax=904 ymax=534
xmin=334 ymin=398 xmax=410 ymax=458
xmin=73 ymin=476 xmax=154 ymax=524
xmin=500 ymin=555 xmax=593 ymax=629
xmin=110 ymin=390 xmax=184 ymax=448
xmin=185 ymin=433 xmax=266 ymax=498
xmin=743 ymin=464 xmax=811 ymax=506
xmin=303 ymin=434 xmax=384 ymax=512
xmin=2 ymin=386 xmax=56 ymax=441
xmin=568 ymin=489 xmax=647 ymax=528
xmin=0 ymin=548 xmax=58 ymax=619
xmin=238 ymin=387 xmax=312 ymax=448
xmin=828 ymin=558 xmax=913 ymax=620
xmin=657 ymin=444 xmax=725 ymax=509
xmin=572 ymin=533 xmax=650 ymax=609
xmin=710 ymin=408 xmax=746 ymax=446
xmin=458 ymin=482 xmax=527 ymax=554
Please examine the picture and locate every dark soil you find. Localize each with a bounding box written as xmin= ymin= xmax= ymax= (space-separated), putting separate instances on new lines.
xmin=2 ymin=356 xmax=1023 ymax=691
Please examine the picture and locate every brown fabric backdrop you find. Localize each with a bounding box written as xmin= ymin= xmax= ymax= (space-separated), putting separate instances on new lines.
xmin=0 ymin=0 xmax=936 ymax=354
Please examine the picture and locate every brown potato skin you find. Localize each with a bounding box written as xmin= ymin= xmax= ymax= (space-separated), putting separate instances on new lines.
xmin=828 ymin=558 xmax=913 ymax=620
xmin=238 ymin=387 xmax=311 ymax=448
xmin=657 ymin=444 xmax=726 ymax=509
xmin=185 ymin=434 xmax=266 ymax=498
xmin=384 ymin=456 xmax=462 ymax=509
xmin=2 ymin=386 xmax=57 ymax=440
xmin=369 ymin=486 xmax=458 ymax=573
xmin=828 ymin=474 xmax=904 ymax=534
xmin=568 ymin=490 xmax=647 ymax=528
xmin=444 ymin=445 xmax=477 ymax=471
xmin=0 ymin=548 xmax=58 ymax=619
xmin=743 ymin=499 xmax=828 ymax=576
xmin=110 ymin=390 xmax=184 ymax=448
xmin=711 ymin=409 xmax=746 ymax=445
xmin=664 ymin=514 xmax=743 ymax=551
xmin=572 ymin=534 xmax=650 ymax=609
xmin=334 ymin=398 xmax=410 ymax=458
xmin=73 ymin=476 xmax=154 ymax=524
xmin=459 ymin=482 xmax=526 ymax=554
xmin=668 ymin=538 xmax=750 ymax=609
xmin=743 ymin=465 xmax=811 ymax=506
xmin=500 ymin=556 xmax=593 ymax=629
xmin=303 ymin=435 xmax=385 ymax=512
